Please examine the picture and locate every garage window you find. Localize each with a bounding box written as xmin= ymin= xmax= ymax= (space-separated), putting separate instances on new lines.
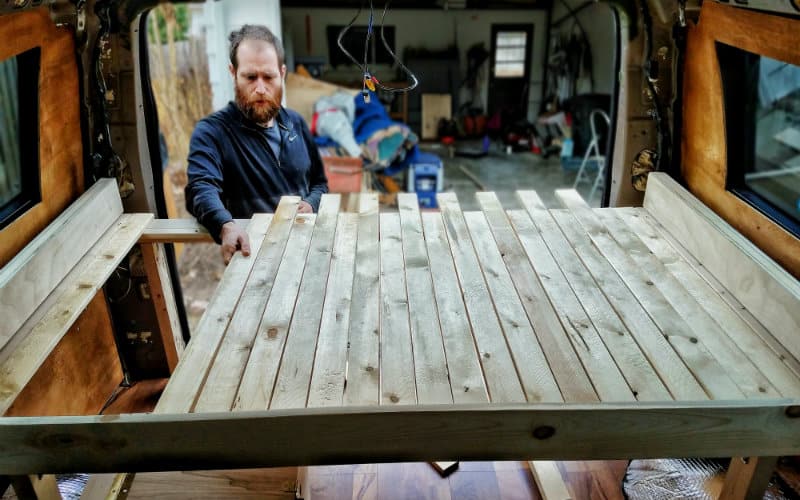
xmin=494 ymin=31 xmax=527 ymax=78
xmin=718 ymin=42 xmax=800 ymax=236
xmin=0 ymin=47 xmax=41 ymax=230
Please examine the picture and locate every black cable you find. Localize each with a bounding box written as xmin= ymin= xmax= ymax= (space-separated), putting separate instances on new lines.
xmin=336 ymin=0 xmax=418 ymax=97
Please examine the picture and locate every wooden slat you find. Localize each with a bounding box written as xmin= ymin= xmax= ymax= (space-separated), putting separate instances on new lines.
xmin=140 ymin=243 xmax=184 ymax=372
xmin=555 ymin=190 xmax=743 ymax=400
xmin=420 ymin=212 xmax=489 ymax=404
xmin=342 ymin=195 xmax=381 ymax=407
xmin=643 ymin=172 xmax=800 ymax=361
xmin=720 ymin=456 xmax=779 ymax=500
xmin=590 ymin=207 xmax=779 ymax=399
xmin=435 ymin=193 xmax=526 ymax=403
xmin=377 ymin=213 xmax=417 ymax=406
xmin=642 ymin=210 xmax=800 ymax=379
xmin=306 ymin=213 xmax=359 ymax=408
xmin=270 ymin=195 xmax=341 ymax=410
xmin=193 ymin=197 xmax=300 ymax=412
xmin=139 ymin=218 xmax=250 ymax=244
xmin=461 ymin=209 xmax=574 ymax=403
xmin=10 ymin=474 xmax=62 ymax=500
xmin=2 ymin=401 xmax=800 ymax=474
xmin=0 ymin=214 xmax=152 ymax=416
xmin=530 ymin=461 xmax=572 ymax=500
xmin=154 ymin=214 xmax=273 ymax=414
xmin=617 ymin=208 xmax=800 ymax=398
xmin=0 ymin=178 xmax=121 ymax=351
xmin=398 ymin=194 xmax=452 ymax=404
xmin=507 ymin=205 xmax=671 ymax=403
xmin=517 ymin=192 xmax=705 ymax=401
xmin=233 ymin=214 xmax=316 ymax=411
xmin=477 ymin=191 xmax=625 ymax=402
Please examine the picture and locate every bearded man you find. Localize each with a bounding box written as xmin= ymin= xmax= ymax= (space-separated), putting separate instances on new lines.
xmin=185 ymin=25 xmax=328 ymax=264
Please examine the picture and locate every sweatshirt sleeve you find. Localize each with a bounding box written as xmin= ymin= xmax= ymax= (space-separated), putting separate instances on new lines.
xmin=298 ymin=117 xmax=329 ymax=212
xmin=185 ymin=120 xmax=234 ymax=243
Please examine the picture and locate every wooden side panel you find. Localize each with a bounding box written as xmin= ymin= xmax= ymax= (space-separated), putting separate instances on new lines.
xmin=0 ymin=8 xmax=84 ymax=267
xmin=4 ymin=292 xmax=123 ymax=417
xmin=682 ymin=2 xmax=800 ymax=278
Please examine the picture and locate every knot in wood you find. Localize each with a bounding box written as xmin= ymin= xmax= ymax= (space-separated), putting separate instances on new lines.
xmin=532 ymin=426 xmax=555 ymax=440
xmin=785 ymin=406 xmax=800 ymax=418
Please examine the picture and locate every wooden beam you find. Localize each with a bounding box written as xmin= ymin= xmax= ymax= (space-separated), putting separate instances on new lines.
xmin=0 ymin=178 xmax=121 ymax=351
xmin=0 ymin=214 xmax=153 ymax=416
xmin=720 ymin=456 xmax=778 ymax=500
xmin=10 ymin=474 xmax=62 ymax=500
xmin=140 ymin=244 xmax=184 ymax=372
xmin=643 ymin=172 xmax=800 ymax=362
xmin=0 ymin=402 xmax=799 ymax=474
xmin=138 ymin=218 xmax=250 ymax=244
xmin=530 ymin=461 xmax=572 ymax=500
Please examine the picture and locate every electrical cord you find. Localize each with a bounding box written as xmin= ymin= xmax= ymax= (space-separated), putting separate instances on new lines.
xmin=337 ymin=0 xmax=419 ymax=102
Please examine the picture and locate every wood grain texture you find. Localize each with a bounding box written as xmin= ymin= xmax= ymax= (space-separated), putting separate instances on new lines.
xmin=377 ymin=213 xmax=417 ymax=406
xmin=0 ymin=8 xmax=84 ymax=269
xmin=397 ymin=194 xmax=452 ymax=405
xmin=342 ymin=195 xmax=381 ymax=407
xmin=234 ymin=214 xmax=315 ymax=411
xmin=530 ymin=461 xmax=572 ymax=500
xmin=194 ymin=198 xmax=299 ymax=412
xmin=0 ymin=214 xmax=152 ymax=416
xmin=644 ymin=173 xmax=800 ymax=364
xmin=617 ymin=208 xmax=800 ymax=398
xmin=139 ymin=218 xmax=250 ymax=244
xmin=477 ymin=192 xmax=619 ymax=403
xmin=140 ymin=243 xmax=184 ymax=372
xmin=270 ymin=195 xmax=340 ymax=410
xmin=436 ymin=193 xmax=526 ymax=403
xmin=682 ymin=1 xmax=800 ymax=278
xmin=126 ymin=469 xmax=297 ymax=499
xmin=155 ymin=214 xmax=273 ymax=414
xmin=720 ymin=456 xmax=778 ymax=500
xmin=307 ymin=213 xmax=359 ymax=408
xmin=540 ymin=208 xmax=706 ymax=401
xmin=593 ymin=208 xmax=778 ymax=399
xmin=2 ymin=402 xmax=800 ymax=474
xmin=421 ymin=212 xmax=489 ymax=404
xmin=556 ymin=190 xmax=742 ymax=400
xmin=507 ymin=205 xmax=670 ymax=403
xmin=0 ymin=179 xmax=121 ymax=352
xmin=4 ymin=293 xmax=122 ymax=417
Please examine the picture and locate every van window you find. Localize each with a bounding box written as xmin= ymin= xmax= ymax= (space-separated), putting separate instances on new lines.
xmin=718 ymin=42 xmax=800 ymax=235
xmin=0 ymin=47 xmax=41 ymax=229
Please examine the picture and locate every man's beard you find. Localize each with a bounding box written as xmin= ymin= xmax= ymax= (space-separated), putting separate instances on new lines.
xmin=235 ymin=84 xmax=282 ymax=125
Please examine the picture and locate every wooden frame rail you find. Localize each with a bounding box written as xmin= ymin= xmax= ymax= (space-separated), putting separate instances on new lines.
xmin=1 ymin=401 xmax=799 ymax=475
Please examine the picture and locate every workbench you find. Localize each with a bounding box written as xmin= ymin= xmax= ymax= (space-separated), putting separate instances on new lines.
xmin=2 ymin=173 xmax=800 ymax=499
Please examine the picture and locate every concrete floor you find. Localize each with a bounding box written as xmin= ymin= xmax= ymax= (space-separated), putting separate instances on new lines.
xmin=420 ymin=144 xmax=603 ymax=211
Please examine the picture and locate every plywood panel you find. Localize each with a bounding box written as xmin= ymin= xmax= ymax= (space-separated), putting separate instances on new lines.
xmin=0 ymin=8 xmax=84 ymax=267
xmin=421 ymin=94 xmax=451 ymax=140
xmin=682 ymin=1 xmax=800 ymax=278
xmin=4 ymin=292 xmax=122 ymax=417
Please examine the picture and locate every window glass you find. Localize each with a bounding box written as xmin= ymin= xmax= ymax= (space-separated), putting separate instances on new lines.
xmin=0 ymin=48 xmax=40 ymax=229
xmin=0 ymin=56 xmax=21 ymax=206
xmin=718 ymin=42 xmax=800 ymax=232
xmin=494 ymin=31 xmax=527 ymax=78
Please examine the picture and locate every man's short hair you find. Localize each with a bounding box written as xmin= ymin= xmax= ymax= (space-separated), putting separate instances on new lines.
xmin=229 ymin=24 xmax=285 ymax=69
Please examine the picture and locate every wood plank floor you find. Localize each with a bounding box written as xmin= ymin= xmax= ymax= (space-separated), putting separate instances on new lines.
xmin=125 ymin=460 xmax=628 ymax=499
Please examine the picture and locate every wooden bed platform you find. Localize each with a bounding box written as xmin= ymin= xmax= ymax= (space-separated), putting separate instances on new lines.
xmin=2 ymin=173 xmax=800 ymax=498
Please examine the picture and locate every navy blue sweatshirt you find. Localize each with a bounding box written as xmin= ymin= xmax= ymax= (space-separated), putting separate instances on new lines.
xmin=185 ymin=103 xmax=328 ymax=241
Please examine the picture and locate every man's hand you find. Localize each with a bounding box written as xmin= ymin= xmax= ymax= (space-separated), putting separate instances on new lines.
xmin=298 ymin=200 xmax=313 ymax=214
xmin=219 ymin=221 xmax=251 ymax=265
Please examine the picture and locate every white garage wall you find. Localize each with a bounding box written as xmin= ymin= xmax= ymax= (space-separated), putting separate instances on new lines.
xmin=193 ymin=0 xmax=283 ymax=111
xmin=282 ymin=7 xmax=548 ymax=121
xmin=549 ymin=0 xmax=616 ymax=95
